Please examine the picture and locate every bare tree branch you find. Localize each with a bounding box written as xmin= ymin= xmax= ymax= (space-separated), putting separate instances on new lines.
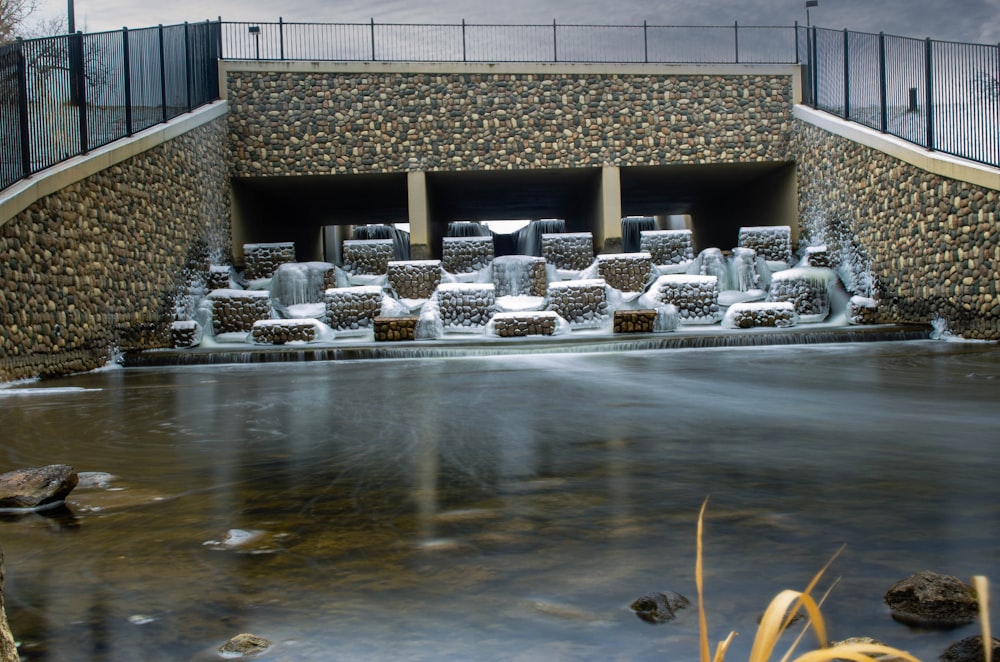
xmin=0 ymin=0 xmax=39 ymax=44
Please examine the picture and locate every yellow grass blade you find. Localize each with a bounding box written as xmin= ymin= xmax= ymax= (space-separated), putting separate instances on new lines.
xmin=697 ymin=497 xmax=711 ymax=662
xmin=749 ymin=590 xmax=829 ymax=662
xmin=973 ymin=575 xmax=991 ymax=662
xmin=779 ymin=578 xmax=841 ymax=662
xmin=712 ymin=630 xmax=738 ymax=662
xmin=791 ymin=642 xmax=921 ymax=662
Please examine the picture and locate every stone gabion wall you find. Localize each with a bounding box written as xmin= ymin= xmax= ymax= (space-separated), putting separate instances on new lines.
xmin=0 ymin=116 xmax=231 ymax=382
xmin=388 ymin=260 xmax=443 ymax=299
xmin=342 ymin=239 xmax=395 ymax=276
xmin=723 ymin=301 xmax=797 ymax=329
xmin=442 ymin=236 xmax=494 ymax=274
xmin=436 ymin=283 xmax=496 ymax=329
xmin=208 ymin=265 xmax=233 ymax=290
xmin=767 ymin=268 xmax=833 ymax=322
xmin=324 ymin=286 xmax=383 ymax=331
xmin=546 ymin=279 xmax=609 ymax=327
xmin=251 ymin=320 xmax=318 ymax=344
xmin=244 ymin=243 xmax=296 ymax=280
xmin=792 ymin=121 xmax=999 ymax=340
xmin=648 ymin=274 xmax=720 ymax=323
xmin=738 ymin=226 xmax=792 ymax=264
xmin=613 ymin=309 xmax=657 ymax=333
xmin=542 ymin=232 xmax=595 ymax=271
xmin=226 ymin=70 xmax=795 ymax=176
xmin=209 ymin=290 xmax=272 ymax=334
xmin=597 ymin=253 xmax=653 ymax=293
xmin=491 ymin=312 xmax=559 ymax=337
xmin=492 ymin=256 xmax=548 ymax=297
xmin=640 ymin=230 xmax=694 ymax=268
xmin=374 ymin=316 xmax=419 ymax=341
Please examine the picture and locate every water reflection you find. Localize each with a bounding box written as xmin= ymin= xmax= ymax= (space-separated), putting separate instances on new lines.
xmin=1 ymin=340 xmax=999 ymax=660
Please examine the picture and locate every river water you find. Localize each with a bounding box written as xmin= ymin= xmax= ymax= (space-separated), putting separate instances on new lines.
xmin=1 ymin=339 xmax=998 ymax=661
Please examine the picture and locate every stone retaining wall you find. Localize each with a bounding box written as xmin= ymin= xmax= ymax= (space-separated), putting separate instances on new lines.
xmin=225 ymin=68 xmax=795 ymax=176
xmin=792 ymin=121 xmax=999 ymax=340
xmin=0 ymin=116 xmax=232 ymax=382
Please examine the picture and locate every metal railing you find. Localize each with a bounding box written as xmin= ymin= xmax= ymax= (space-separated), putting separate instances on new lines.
xmin=2 ymin=19 xmax=996 ymax=196
xmin=805 ymin=26 xmax=999 ymax=167
xmin=1 ymin=21 xmax=221 ymax=192
xmin=220 ymin=20 xmax=801 ymax=64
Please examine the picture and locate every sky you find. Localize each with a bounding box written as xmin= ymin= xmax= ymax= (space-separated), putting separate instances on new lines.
xmin=31 ymin=0 xmax=1000 ymax=45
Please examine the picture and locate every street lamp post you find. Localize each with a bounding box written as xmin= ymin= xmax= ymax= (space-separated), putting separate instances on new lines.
xmin=68 ymin=0 xmax=76 ymax=33
xmin=805 ymin=0 xmax=818 ymax=27
xmin=248 ymin=25 xmax=261 ymax=60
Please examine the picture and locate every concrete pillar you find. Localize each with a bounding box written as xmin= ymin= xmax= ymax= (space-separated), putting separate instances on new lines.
xmin=598 ymin=165 xmax=623 ymax=254
xmin=407 ymin=171 xmax=432 ymax=260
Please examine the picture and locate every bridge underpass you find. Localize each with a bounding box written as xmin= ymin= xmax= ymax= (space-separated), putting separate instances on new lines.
xmin=229 ymin=161 xmax=798 ymax=267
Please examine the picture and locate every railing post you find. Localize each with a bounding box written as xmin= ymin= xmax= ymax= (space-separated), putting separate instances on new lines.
xmin=794 ymin=20 xmax=799 ymax=64
xmin=811 ymin=25 xmax=818 ymax=107
xmin=279 ymin=17 xmax=285 ymax=59
xmin=158 ymin=24 xmax=168 ymax=122
xmin=122 ymin=27 xmax=133 ymax=136
xmin=370 ymin=18 xmax=376 ymax=61
xmin=842 ymin=28 xmax=850 ymax=119
xmin=72 ymin=31 xmax=89 ymax=154
xmin=462 ymin=19 xmax=467 ymax=62
xmin=552 ymin=20 xmax=558 ymax=62
xmin=643 ymin=20 xmax=648 ymax=63
xmin=734 ymin=20 xmax=739 ymax=63
xmin=924 ymin=37 xmax=934 ymax=150
xmin=16 ymin=39 xmax=32 ymax=177
xmin=184 ymin=22 xmax=192 ymax=113
xmin=878 ymin=32 xmax=887 ymax=133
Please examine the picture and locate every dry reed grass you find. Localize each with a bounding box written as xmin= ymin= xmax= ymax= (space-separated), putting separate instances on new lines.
xmin=694 ymin=498 xmax=993 ymax=662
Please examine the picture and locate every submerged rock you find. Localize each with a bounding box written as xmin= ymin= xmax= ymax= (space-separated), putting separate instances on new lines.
xmin=940 ymin=635 xmax=1000 ymax=661
xmin=219 ymin=633 xmax=270 ymax=657
xmin=629 ymin=591 xmax=690 ymax=624
xmin=884 ymin=570 xmax=978 ymax=628
xmin=0 ymin=465 xmax=78 ymax=510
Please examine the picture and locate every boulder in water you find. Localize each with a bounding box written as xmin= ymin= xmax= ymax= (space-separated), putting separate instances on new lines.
xmin=940 ymin=635 xmax=1000 ymax=662
xmin=219 ymin=633 xmax=271 ymax=657
xmin=629 ymin=591 xmax=690 ymax=624
xmin=884 ymin=570 xmax=977 ymax=628
xmin=0 ymin=465 xmax=78 ymax=510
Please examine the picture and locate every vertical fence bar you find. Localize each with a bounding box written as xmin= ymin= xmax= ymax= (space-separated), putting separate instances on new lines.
xmin=370 ymin=18 xmax=376 ymax=60
xmin=462 ymin=19 xmax=466 ymax=62
xmin=552 ymin=20 xmax=558 ymax=62
xmin=734 ymin=21 xmax=739 ymax=63
xmin=158 ymin=24 xmax=168 ymax=123
xmin=16 ymin=39 xmax=32 ymax=177
xmin=878 ymin=31 xmax=887 ymax=133
xmin=279 ymin=17 xmax=285 ymax=59
xmin=123 ymin=27 xmax=134 ymax=136
xmin=643 ymin=20 xmax=648 ymax=63
xmin=794 ymin=21 xmax=799 ymax=63
xmin=924 ymin=37 xmax=934 ymax=150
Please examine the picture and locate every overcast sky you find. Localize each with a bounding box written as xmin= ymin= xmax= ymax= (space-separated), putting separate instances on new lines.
xmin=33 ymin=0 xmax=1000 ymax=44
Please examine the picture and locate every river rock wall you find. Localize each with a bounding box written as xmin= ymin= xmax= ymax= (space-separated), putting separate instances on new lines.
xmin=224 ymin=69 xmax=796 ymax=176
xmin=0 ymin=116 xmax=232 ymax=382
xmin=792 ymin=121 xmax=999 ymax=340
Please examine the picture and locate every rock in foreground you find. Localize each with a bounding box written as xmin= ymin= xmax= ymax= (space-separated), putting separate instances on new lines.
xmin=884 ymin=570 xmax=978 ymax=628
xmin=629 ymin=591 xmax=690 ymax=624
xmin=0 ymin=465 xmax=78 ymax=510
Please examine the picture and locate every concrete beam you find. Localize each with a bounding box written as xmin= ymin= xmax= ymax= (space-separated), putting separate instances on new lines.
xmin=598 ymin=166 xmax=623 ymax=254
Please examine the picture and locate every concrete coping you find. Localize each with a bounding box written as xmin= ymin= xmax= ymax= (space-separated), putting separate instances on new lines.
xmin=0 ymin=101 xmax=230 ymax=227
xmin=793 ymin=105 xmax=1000 ymax=191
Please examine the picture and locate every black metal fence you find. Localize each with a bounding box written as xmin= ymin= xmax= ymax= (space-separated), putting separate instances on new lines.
xmin=220 ymin=20 xmax=801 ymax=64
xmin=805 ymin=26 xmax=999 ymax=167
xmin=0 ymin=21 xmax=221 ymax=192
xmin=2 ymin=20 xmax=997 ymax=195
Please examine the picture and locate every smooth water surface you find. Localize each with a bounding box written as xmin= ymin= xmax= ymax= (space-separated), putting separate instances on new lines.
xmin=1 ymin=340 xmax=999 ymax=661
